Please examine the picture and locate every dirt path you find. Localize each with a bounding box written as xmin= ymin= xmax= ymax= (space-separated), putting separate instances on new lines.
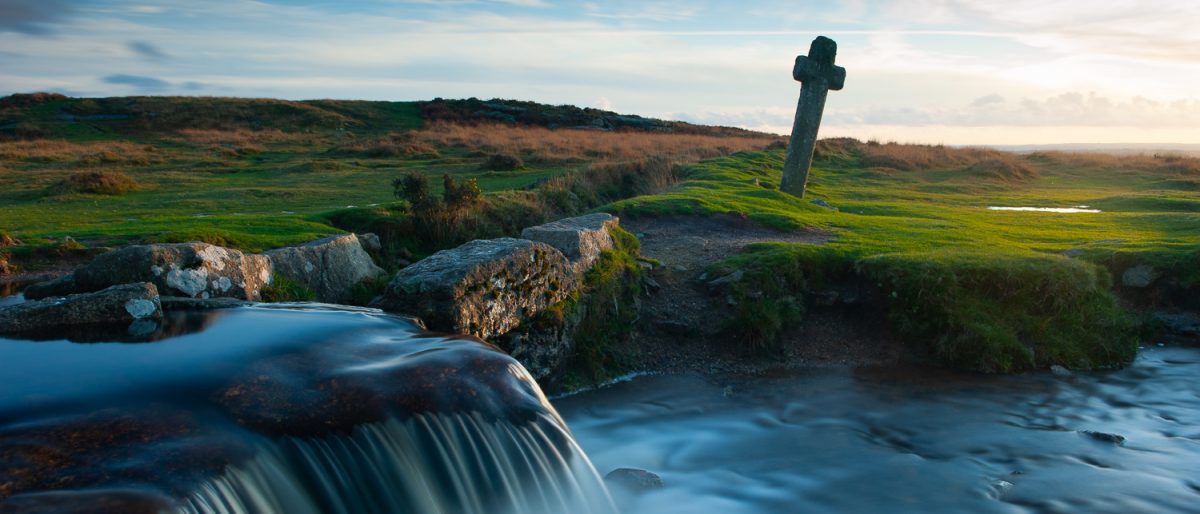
xmin=618 ymin=214 xmax=903 ymax=375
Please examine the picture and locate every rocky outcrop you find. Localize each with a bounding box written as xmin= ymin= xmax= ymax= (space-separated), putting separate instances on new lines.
xmin=23 ymin=243 xmax=272 ymax=301
xmin=1154 ymin=312 xmax=1200 ymax=338
xmin=521 ymin=213 xmax=619 ymax=275
xmin=22 ymin=234 xmax=382 ymax=304
xmin=0 ymin=282 xmax=161 ymax=334
xmin=264 ymin=233 xmax=384 ymax=304
xmin=373 ymin=238 xmax=576 ymax=339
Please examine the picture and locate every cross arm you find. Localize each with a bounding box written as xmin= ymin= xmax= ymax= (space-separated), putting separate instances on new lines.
xmin=793 ymin=56 xmax=846 ymax=91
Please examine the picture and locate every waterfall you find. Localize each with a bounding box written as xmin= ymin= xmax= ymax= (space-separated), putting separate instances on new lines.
xmin=181 ymin=411 xmax=616 ymax=514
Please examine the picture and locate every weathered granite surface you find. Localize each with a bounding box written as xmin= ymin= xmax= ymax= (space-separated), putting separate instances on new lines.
xmin=372 ymin=238 xmax=576 ymax=339
xmin=0 ymin=282 xmax=162 ymax=334
xmin=521 ymin=213 xmax=619 ymax=275
xmin=23 ymin=243 xmax=272 ymax=301
xmin=264 ymin=233 xmax=384 ymax=304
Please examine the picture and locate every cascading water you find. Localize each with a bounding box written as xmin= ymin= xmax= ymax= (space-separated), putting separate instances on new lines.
xmin=183 ymin=412 xmax=615 ymax=514
xmin=0 ymin=305 xmax=617 ymax=514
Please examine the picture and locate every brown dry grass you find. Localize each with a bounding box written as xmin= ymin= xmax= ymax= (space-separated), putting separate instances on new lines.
xmin=55 ymin=170 xmax=140 ymax=195
xmin=0 ymin=140 xmax=159 ymax=164
xmin=408 ymin=122 xmax=779 ymax=162
xmin=815 ymin=138 xmax=1037 ymax=180
xmin=1033 ymin=151 xmax=1200 ymax=174
xmin=172 ymin=128 xmax=315 ymax=145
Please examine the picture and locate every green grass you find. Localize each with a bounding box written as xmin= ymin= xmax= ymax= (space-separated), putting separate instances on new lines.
xmin=614 ymin=147 xmax=1198 ymax=372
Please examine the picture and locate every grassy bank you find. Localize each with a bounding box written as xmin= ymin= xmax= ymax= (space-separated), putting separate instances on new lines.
xmin=613 ymin=141 xmax=1198 ymax=371
xmin=0 ymin=94 xmax=777 ymax=265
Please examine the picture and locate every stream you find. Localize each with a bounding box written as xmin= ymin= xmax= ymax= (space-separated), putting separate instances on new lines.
xmin=1 ymin=300 xmax=1197 ymax=512
xmin=557 ymin=347 xmax=1200 ymax=514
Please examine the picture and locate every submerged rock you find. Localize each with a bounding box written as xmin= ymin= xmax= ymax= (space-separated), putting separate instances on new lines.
xmin=605 ymin=468 xmax=664 ymax=493
xmin=0 ymin=282 xmax=161 ymax=334
xmin=521 ymin=213 xmax=619 ymax=275
xmin=1081 ymin=430 xmax=1125 ymax=444
xmin=264 ymin=233 xmax=384 ymax=304
xmin=373 ymin=238 xmax=576 ymax=339
xmin=1153 ymin=312 xmax=1200 ymax=338
xmin=23 ymin=242 xmax=272 ymax=301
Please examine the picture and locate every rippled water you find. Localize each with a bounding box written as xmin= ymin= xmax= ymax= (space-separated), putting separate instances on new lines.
xmin=557 ymin=346 xmax=1200 ymax=514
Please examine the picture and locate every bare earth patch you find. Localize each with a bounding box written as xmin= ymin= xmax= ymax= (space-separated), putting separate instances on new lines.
xmin=618 ymin=214 xmax=904 ymax=375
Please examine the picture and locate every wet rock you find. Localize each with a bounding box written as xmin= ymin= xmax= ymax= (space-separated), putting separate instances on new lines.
xmin=373 ymin=238 xmax=576 ymax=339
xmin=160 ymin=296 xmax=254 ymax=310
xmin=604 ymin=468 xmax=664 ymax=493
xmin=264 ymin=233 xmax=384 ymax=304
xmin=521 ymin=213 xmax=620 ymax=275
xmin=1121 ymin=264 xmax=1160 ymax=288
xmin=23 ymin=243 xmax=272 ymax=301
xmin=0 ymin=408 xmax=248 ymax=502
xmin=1050 ymin=364 xmax=1072 ymax=377
xmin=21 ymin=272 xmax=77 ymax=299
xmin=0 ymin=489 xmax=179 ymax=514
xmin=1153 ymin=312 xmax=1200 ymax=338
xmin=503 ymin=320 xmax=576 ymax=381
xmin=1081 ymin=430 xmax=1125 ymax=444
xmin=215 ymin=325 xmax=555 ymax=437
xmin=0 ymin=282 xmax=161 ymax=334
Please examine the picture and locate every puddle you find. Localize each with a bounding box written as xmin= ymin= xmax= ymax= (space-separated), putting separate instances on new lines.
xmin=988 ymin=205 xmax=1101 ymax=213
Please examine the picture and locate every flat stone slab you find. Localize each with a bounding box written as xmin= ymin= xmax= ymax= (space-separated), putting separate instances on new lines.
xmin=373 ymin=238 xmax=576 ymax=339
xmin=521 ymin=213 xmax=619 ymax=275
xmin=0 ymin=282 xmax=162 ymax=334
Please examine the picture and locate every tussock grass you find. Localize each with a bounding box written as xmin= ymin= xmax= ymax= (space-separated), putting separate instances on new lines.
xmin=55 ymin=170 xmax=140 ymax=195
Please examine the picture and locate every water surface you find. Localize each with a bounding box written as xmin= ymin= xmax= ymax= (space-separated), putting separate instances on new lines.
xmin=557 ymin=347 xmax=1200 ymax=514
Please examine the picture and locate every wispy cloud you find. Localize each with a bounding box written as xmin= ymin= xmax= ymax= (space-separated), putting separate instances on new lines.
xmin=102 ymin=73 xmax=171 ymax=91
xmin=127 ymin=40 xmax=168 ymax=60
xmin=0 ymin=0 xmax=77 ymax=34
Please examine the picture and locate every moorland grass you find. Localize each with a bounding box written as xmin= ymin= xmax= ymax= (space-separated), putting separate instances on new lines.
xmin=613 ymin=141 xmax=1198 ymax=371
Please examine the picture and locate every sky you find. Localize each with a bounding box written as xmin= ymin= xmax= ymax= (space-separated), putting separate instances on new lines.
xmin=2 ymin=0 xmax=1199 ymax=145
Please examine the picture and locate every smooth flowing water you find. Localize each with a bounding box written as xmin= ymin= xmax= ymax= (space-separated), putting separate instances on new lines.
xmin=0 ymin=305 xmax=614 ymax=514
xmin=557 ymin=347 xmax=1200 ymax=514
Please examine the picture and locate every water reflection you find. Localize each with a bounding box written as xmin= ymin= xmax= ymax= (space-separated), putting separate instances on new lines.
xmin=557 ymin=347 xmax=1200 ymax=514
xmin=0 ymin=309 xmax=226 ymax=343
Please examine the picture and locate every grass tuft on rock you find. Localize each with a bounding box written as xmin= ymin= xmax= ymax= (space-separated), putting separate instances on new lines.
xmin=260 ymin=273 xmax=317 ymax=302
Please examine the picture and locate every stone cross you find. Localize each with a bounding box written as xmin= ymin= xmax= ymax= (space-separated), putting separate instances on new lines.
xmin=780 ymin=36 xmax=845 ymax=198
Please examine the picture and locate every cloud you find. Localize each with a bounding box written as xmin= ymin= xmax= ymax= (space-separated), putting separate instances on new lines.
xmin=102 ymin=74 xmax=171 ymax=91
xmin=828 ymin=91 xmax=1200 ymax=128
xmin=127 ymin=40 xmax=169 ymax=60
xmin=0 ymin=0 xmax=77 ymax=34
xmin=970 ymin=94 xmax=1004 ymax=107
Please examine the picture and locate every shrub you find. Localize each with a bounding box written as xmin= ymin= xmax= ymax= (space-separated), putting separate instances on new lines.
xmin=392 ymin=172 xmax=431 ymax=206
xmin=442 ymin=174 xmax=482 ymax=208
xmin=56 ymin=170 xmax=140 ymax=195
xmin=480 ymin=153 xmax=524 ymax=171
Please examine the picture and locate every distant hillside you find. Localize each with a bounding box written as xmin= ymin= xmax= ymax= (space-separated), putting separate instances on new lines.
xmin=984 ymin=142 xmax=1200 ymax=157
xmin=0 ymin=93 xmax=769 ymax=140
